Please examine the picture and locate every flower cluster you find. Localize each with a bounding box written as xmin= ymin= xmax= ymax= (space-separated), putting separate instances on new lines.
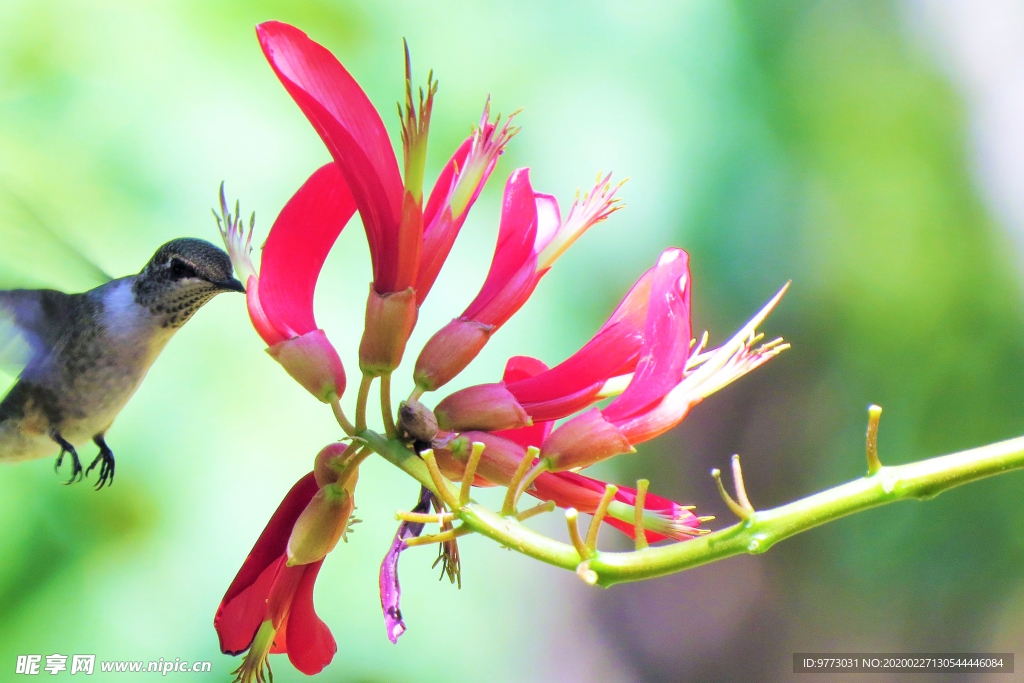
xmin=216 ymin=21 xmax=787 ymax=682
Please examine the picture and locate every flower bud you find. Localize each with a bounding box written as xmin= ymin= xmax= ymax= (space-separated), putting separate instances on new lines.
xmin=286 ymin=473 xmax=358 ymax=566
xmin=434 ymin=383 xmax=531 ymax=433
xmin=266 ymin=329 xmax=346 ymax=402
xmin=539 ymin=408 xmax=634 ymax=471
xmin=314 ymin=442 xmax=350 ymax=488
xmin=397 ymin=399 xmax=439 ymax=444
xmin=358 ymin=286 xmax=418 ymax=377
xmin=413 ymin=318 xmax=494 ymax=391
xmin=440 ymin=431 xmax=531 ymax=486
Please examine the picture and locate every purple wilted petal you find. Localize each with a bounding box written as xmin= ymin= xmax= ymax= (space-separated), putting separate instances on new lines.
xmin=379 ymin=486 xmax=432 ymax=643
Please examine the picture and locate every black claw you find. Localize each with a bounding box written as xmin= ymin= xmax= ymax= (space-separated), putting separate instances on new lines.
xmin=51 ymin=432 xmax=83 ymax=485
xmin=87 ymin=435 xmax=115 ymax=490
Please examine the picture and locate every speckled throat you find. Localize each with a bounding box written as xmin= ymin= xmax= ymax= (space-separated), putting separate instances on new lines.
xmin=131 ymin=277 xmax=221 ymax=329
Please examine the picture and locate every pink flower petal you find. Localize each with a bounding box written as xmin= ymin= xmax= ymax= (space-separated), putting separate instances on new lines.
xmin=461 ymin=169 xmax=539 ymax=325
xmin=258 ymin=163 xmax=356 ymax=339
xmin=423 ymin=136 xmax=473 ymax=230
xmin=604 ymin=248 xmax=691 ymax=422
xmin=500 ymin=258 xmax=664 ymax=421
xmin=493 ymin=356 xmax=553 ymax=448
xmin=215 ymin=557 xmax=284 ymax=655
xmin=257 ymin=21 xmax=405 ymax=288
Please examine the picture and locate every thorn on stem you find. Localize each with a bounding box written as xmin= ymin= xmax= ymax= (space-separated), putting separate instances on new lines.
xmin=576 ymin=560 xmax=599 ymax=586
xmin=866 ymin=404 xmax=883 ymax=475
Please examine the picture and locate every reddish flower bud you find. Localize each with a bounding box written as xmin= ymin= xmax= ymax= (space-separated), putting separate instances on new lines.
xmin=439 ymin=434 xmax=703 ymax=543
xmin=538 ymin=408 xmax=634 ymax=471
xmin=413 ymin=318 xmax=494 ymax=391
xmin=218 ymin=163 xmax=355 ymax=405
xmin=266 ymin=329 xmax=346 ymax=403
xmin=286 ymin=473 xmax=358 ymax=566
xmin=358 ymin=286 xmax=418 ymax=376
xmin=313 ymin=442 xmax=350 ymax=488
xmin=434 ymin=383 xmax=531 ymax=433
xmin=440 ymin=431 xmax=529 ymax=486
xmin=530 ymin=471 xmax=703 ymax=542
xmin=414 ymin=169 xmax=621 ymax=392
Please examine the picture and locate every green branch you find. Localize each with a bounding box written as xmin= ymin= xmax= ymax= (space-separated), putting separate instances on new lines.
xmin=362 ymin=423 xmax=1024 ymax=589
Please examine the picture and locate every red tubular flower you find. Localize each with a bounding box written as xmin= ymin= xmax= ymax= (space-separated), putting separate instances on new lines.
xmin=215 ymin=473 xmax=336 ymax=678
xmin=433 ymin=249 xmax=686 ymax=431
xmin=258 ymin=21 xmax=415 ymax=375
xmin=257 ymin=22 xmax=516 ymax=376
xmin=414 ymin=169 xmax=622 ymax=391
xmin=257 ymin=21 xmax=408 ymax=293
xmin=417 ymin=103 xmax=516 ymax=305
xmin=530 ymin=471 xmax=702 ymax=543
xmin=434 ymin=430 xmax=702 ymax=542
xmin=432 ymin=358 xmax=703 ymax=542
xmin=219 ymin=163 xmax=353 ymax=403
xmin=539 ymin=273 xmax=790 ymax=471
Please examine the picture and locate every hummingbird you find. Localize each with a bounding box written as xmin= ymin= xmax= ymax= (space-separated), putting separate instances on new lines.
xmin=0 ymin=238 xmax=244 ymax=489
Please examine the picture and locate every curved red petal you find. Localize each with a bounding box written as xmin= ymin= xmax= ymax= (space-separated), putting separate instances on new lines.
xmin=533 ymin=192 xmax=561 ymax=252
xmin=270 ymin=612 xmax=289 ymax=654
xmin=245 ymin=276 xmax=287 ymax=346
xmin=464 ymin=262 xmax=544 ymax=328
xmin=215 ymin=557 xmax=285 ymax=655
xmin=492 ymin=356 xmax=553 ymax=448
xmin=528 ymin=471 xmax=695 ymax=544
xmin=604 ymin=248 xmax=692 ymax=423
xmin=416 ymin=125 xmax=501 ymax=304
xmin=602 ymin=516 xmax=668 ymax=543
xmin=501 ymin=262 xmax=662 ymax=421
xmin=502 ymin=355 xmax=550 ymax=383
xmin=423 ymin=135 xmax=473 ymax=230
xmin=507 ymin=323 xmax=641 ymax=420
xmin=257 ymin=22 xmax=402 ymax=282
xmin=528 ymin=471 xmax=605 ymax=511
xmin=217 ymin=473 xmax=318 ymax=619
xmin=285 ymin=561 xmax=337 ymax=675
xmin=461 ymin=170 xmax=538 ymax=324
xmin=259 ymin=163 xmax=356 ymax=337
xmin=415 ymin=208 xmax=455 ymax=305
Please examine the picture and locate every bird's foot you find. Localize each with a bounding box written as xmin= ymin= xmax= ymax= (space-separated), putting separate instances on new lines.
xmin=86 ymin=436 xmax=115 ymax=490
xmin=51 ymin=433 xmax=83 ymax=485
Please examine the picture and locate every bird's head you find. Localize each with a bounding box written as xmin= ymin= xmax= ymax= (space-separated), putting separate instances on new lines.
xmin=134 ymin=238 xmax=245 ymax=327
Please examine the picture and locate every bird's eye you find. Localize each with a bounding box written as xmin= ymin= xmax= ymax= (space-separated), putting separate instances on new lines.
xmin=169 ymin=258 xmax=197 ymax=280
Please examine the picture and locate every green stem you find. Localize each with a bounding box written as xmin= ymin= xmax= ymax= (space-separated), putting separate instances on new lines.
xmin=380 ymin=373 xmax=397 ymax=438
xmin=355 ymin=374 xmax=373 ymax=433
xmin=364 ymin=429 xmax=1024 ymax=589
xmin=359 ymin=429 xmax=459 ymax=502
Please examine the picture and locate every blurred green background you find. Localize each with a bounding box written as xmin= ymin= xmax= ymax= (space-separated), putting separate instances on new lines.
xmin=1 ymin=0 xmax=1023 ymax=681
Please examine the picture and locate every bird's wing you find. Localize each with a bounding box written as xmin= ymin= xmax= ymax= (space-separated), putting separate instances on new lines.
xmin=0 ymin=289 xmax=71 ymax=380
xmin=0 ymin=184 xmax=112 ymax=292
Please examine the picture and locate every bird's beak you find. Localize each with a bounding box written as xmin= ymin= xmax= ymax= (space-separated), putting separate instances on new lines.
xmin=217 ymin=277 xmax=246 ymax=293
